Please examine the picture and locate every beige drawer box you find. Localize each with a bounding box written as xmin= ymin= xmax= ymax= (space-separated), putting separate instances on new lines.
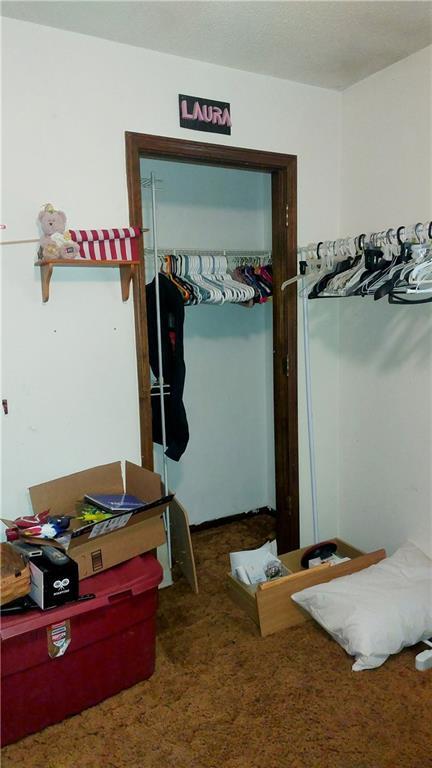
xmin=227 ymin=538 xmax=386 ymax=637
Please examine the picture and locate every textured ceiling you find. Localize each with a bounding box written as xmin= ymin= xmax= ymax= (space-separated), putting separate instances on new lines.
xmin=2 ymin=1 xmax=432 ymax=89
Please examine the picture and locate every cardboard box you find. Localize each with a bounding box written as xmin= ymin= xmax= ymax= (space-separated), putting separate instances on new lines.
xmin=227 ymin=538 xmax=386 ymax=637
xmin=4 ymin=462 xmax=169 ymax=581
xmin=72 ymin=514 xmax=165 ymax=580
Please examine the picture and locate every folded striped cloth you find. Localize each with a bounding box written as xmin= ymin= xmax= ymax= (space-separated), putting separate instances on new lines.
xmin=69 ymin=227 xmax=141 ymax=261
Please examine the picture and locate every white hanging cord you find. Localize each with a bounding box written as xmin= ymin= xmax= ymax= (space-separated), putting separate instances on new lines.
xmin=149 ymin=172 xmax=172 ymax=570
xmin=302 ymin=282 xmax=319 ymax=544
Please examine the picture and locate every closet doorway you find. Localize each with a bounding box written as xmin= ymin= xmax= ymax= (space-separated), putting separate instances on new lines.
xmin=125 ymin=133 xmax=298 ymax=552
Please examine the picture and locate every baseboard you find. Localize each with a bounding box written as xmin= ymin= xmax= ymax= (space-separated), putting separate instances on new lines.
xmin=190 ymin=506 xmax=276 ymax=533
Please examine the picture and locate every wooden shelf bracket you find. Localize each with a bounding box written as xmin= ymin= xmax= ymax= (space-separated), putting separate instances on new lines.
xmin=120 ymin=263 xmax=136 ymax=301
xmin=35 ymin=259 xmax=140 ymax=303
xmin=39 ymin=261 xmax=54 ymax=303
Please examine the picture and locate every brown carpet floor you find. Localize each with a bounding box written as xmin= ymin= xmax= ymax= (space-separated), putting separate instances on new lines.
xmin=2 ymin=515 xmax=431 ymax=768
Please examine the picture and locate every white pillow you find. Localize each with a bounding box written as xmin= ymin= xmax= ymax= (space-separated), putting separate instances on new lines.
xmin=291 ymin=541 xmax=432 ymax=671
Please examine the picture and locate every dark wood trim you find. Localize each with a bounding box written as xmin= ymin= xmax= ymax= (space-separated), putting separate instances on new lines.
xmin=125 ymin=132 xmax=299 ymax=552
xmin=126 ymin=131 xmax=297 ymax=171
xmin=272 ymin=162 xmax=299 ymax=552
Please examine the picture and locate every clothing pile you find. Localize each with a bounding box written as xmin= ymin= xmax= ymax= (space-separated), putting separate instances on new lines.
xmin=230 ymin=264 xmax=273 ymax=306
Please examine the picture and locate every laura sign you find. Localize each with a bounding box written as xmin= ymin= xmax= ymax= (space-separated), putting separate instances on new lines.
xmin=179 ymin=94 xmax=232 ymax=135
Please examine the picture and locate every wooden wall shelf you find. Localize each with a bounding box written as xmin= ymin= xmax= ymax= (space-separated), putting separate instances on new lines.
xmin=35 ymin=259 xmax=140 ymax=303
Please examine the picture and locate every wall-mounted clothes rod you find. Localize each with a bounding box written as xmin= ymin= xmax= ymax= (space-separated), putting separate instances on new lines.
xmin=144 ymin=248 xmax=272 ymax=260
xmin=1 ymin=238 xmax=40 ymax=246
xmin=145 ymin=250 xmax=273 ymax=306
xmin=282 ymin=219 xmax=432 ymax=304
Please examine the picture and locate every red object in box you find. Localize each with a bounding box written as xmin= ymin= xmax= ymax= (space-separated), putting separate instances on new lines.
xmin=1 ymin=553 xmax=163 ymax=746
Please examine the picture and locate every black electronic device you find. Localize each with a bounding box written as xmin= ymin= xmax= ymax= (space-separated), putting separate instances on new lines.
xmin=15 ymin=543 xmax=79 ymax=610
xmin=42 ymin=545 xmax=71 ymax=566
xmin=300 ymin=540 xmax=338 ymax=569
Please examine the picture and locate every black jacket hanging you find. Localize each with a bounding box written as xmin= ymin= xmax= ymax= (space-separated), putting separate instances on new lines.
xmin=146 ymin=274 xmax=189 ymax=461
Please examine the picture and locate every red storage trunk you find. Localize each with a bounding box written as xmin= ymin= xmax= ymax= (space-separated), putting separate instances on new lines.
xmin=1 ymin=553 xmax=162 ymax=746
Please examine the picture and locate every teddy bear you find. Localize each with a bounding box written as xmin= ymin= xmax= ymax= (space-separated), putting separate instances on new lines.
xmin=38 ymin=203 xmax=81 ymax=261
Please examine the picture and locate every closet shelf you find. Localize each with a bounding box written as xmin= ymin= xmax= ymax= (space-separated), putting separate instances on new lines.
xmin=35 ymin=258 xmax=141 ymax=303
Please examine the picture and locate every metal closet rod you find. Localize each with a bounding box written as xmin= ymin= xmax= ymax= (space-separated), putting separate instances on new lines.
xmin=143 ymin=248 xmax=272 ymax=258
xmin=298 ymin=220 xmax=432 ymax=257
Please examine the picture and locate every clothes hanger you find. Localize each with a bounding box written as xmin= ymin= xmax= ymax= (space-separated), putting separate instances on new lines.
xmin=324 ymin=236 xmax=366 ymax=295
xmin=345 ymin=230 xmax=394 ymax=296
xmin=307 ymin=242 xmax=327 ymax=298
xmin=321 ymin=237 xmax=357 ymax=296
xmin=195 ymin=254 xmax=225 ymax=303
xmin=336 ymin=233 xmax=375 ymax=296
xmin=309 ymin=237 xmax=355 ymax=298
xmin=370 ymin=229 xmax=408 ymax=300
xmin=385 ymin=222 xmax=432 ymax=302
xmin=211 ymin=255 xmax=255 ymax=303
xmin=369 ymin=242 xmax=412 ymax=297
xmin=407 ymin=247 xmax=432 ymax=289
xmin=177 ymin=253 xmax=256 ymax=305
xmin=297 ymin=243 xmax=324 ymax=297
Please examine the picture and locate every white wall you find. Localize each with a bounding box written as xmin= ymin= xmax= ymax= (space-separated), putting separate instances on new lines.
xmin=141 ymin=158 xmax=273 ymax=523
xmin=140 ymin=160 xmax=272 ymax=252
xmin=339 ymin=46 xmax=432 ymax=556
xmin=1 ymin=18 xmax=341 ymax=534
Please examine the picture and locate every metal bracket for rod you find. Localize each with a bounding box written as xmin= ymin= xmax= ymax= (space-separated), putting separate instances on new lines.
xmin=141 ymin=177 xmax=163 ymax=188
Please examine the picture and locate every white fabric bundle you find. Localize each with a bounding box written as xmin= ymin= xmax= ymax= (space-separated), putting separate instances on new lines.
xmin=292 ymin=541 xmax=432 ymax=670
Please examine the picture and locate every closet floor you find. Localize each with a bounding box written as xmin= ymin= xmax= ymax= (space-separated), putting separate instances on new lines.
xmin=2 ymin=515 xmax=430 ymax=768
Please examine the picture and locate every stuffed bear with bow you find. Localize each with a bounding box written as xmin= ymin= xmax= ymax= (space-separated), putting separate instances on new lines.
xmin=38 ymin=203 xmax=81 ymax=261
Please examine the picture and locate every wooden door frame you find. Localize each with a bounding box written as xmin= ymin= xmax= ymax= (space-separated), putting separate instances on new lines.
xmin=125 ymin=131 xmax=299 ymax=552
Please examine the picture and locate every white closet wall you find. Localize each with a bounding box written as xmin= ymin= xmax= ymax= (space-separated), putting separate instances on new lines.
xmin=141 ymin=159 xmax=274 ymax=523
xmin=340 ymin=46 xmax=432 ymax=556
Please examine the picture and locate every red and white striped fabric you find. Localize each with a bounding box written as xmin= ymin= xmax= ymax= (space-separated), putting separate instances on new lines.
xmin=69 ymin=227 xmax=141 ymax=261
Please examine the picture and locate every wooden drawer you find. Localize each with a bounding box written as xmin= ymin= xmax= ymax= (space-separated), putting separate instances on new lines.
xmin=227 ymin=538 xmax=386 ymax=637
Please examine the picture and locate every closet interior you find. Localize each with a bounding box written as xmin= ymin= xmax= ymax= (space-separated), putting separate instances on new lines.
xmin=140 ymin=157 xmax=275 ymax=530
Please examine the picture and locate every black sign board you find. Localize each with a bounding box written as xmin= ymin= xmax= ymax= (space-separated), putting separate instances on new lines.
xmin=179 ymin=94 xmax=231 ymax=135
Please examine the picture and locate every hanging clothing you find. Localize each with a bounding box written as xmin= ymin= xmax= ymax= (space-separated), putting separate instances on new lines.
xmin=146 ymin=274 xmax=189 ymax=461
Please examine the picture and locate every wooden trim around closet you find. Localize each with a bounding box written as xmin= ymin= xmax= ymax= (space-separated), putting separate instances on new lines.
xmin=125 ymin=131 xmax=299 ymax=552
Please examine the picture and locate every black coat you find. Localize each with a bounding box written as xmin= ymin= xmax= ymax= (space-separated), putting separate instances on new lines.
xmin=146 ymin=274 xmax=189 ymax=461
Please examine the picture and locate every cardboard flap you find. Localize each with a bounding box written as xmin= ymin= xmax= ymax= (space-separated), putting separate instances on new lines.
xmin=125 ymin=461 xmax=162 ymax=501
xmin=169 ymin=497 xmax=198 ymax=594
xmin=29 ymin=463 xmax=124 ymax=516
